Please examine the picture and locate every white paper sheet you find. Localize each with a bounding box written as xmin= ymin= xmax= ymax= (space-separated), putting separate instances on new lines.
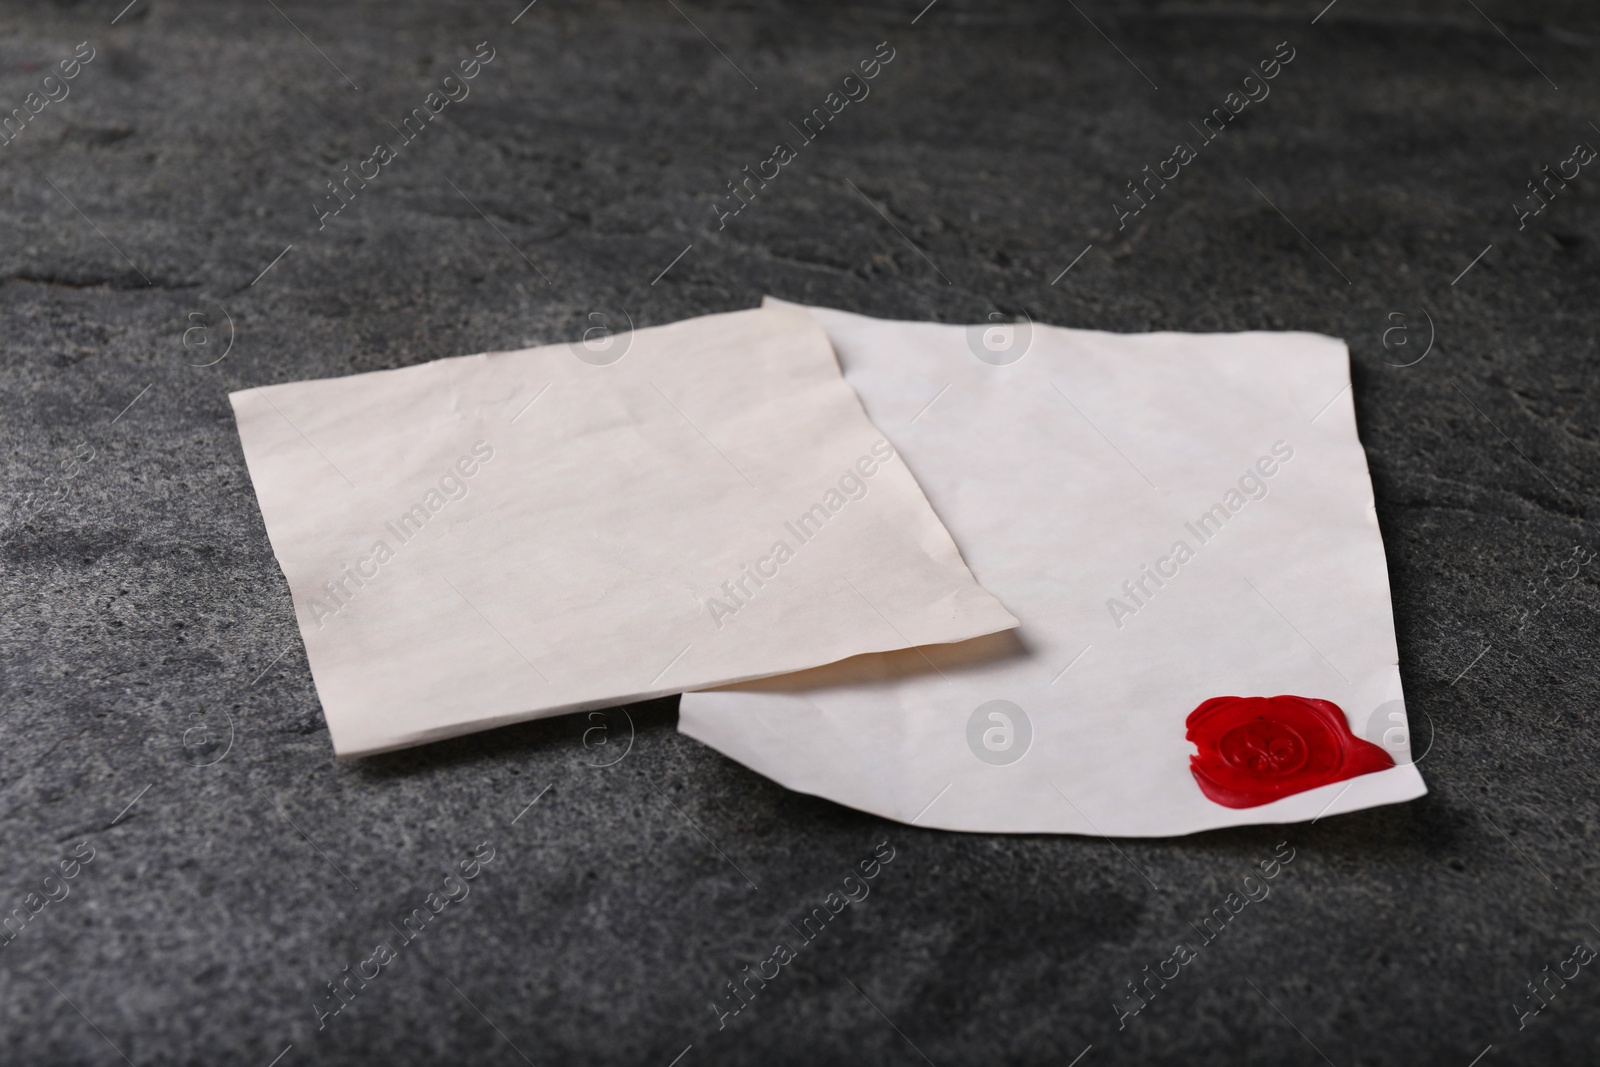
xmin=678 ymin=301 xmax=1426 ymax=836
xmin=231 ymin=306 xmax=1017 ymax=757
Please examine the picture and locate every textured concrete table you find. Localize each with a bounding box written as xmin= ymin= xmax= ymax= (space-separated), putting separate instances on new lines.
xmin=2 ymin=1 xmax=1598 ymax=1064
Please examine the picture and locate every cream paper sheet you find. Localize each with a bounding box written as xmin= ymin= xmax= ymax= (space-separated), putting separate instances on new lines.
xmin=678 ymin=300 xmax=1427 ymax=836
xmin=230 ymin=306 xmax=1017 ymax=757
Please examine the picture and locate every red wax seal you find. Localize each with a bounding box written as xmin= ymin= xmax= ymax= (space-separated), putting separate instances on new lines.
xmin=1186 ymin=695 xmax=1394 ymax=808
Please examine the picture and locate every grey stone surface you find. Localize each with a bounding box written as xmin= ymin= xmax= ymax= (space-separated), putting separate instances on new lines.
xmin=2 ymin=0 xmax=1598 ymax=1064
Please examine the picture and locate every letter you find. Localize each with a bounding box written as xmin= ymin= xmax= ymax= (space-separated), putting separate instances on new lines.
xmin=41 ymin=76 xmax=69 ymax=103
xmin=1222 ymin=488 xmax=1246 ymax=512
xmin=874 ymin=840 xmax=896 ymax=863
xmin=711 ymin=999 xmax=738 ymax=1029
xmin=315 ymin=997 xmax=340 ymax=1029
xmin=1157 ymin=955 xmax=1181 ymax=980
xmin=23 ymin=894 xmax=45 ymax=915
xmin=1255 ymin=455 xmax=1279 ymax=477
xmin=325 ymin=178 xmax=353 ymax=208
xmin=1258 ymin=56 xmax=1281 ymax=79
xmin=474 ymin=41 xmax=496 ymax=63
xmin=23 ymin=92 xmax=46 ymax=115
xmin=870 ymin=439 xmax=895 ymax=462
xmin=441 ymin=472 xmax=468 ymax=501
xmin=859 ymin=857 xmax=881 ymax=879
xmin=1273 ymin=840 xmax=1295 ymax=864
xmin=1173 ymin=942 xmax=1199 ymax=965
xmin=1274 ymin=41 xmax=1296 ymax=62
xmin=739 ymin=168 xmax=765 ymax=198
xmin=1558 ymin=155 xmax=1580 ymax=181
xmin=443 ymin=872 xmax=471 ymax=901
xmin=1108 ymin=597 xmax=1137 ymax=629
xmin=358 ymin=155 xmax=381 ymax=181
xmin=418 ymin=489 xmax=445 ymax=513
xmin=374 ymin=143 xmax=397 ymax=166
xmin=875 ymin=41 xmax=896 ymax=63
xmin=1115 ymin=201 xmax=1140 ymax=231
xmin=1558 ymin=953 xmax=1581 ymax=980
xmin=706 ymin=596 xmax=738 ymax=628
xmin=1125 ymin=181 xmax=1148 ymax=209
xmin=796 ymin=503 xmax=831 ymax=537
xmin=1158 ymin=155 xmax=1181 ymax=181
xmin=1198 ymin=912 xmax=1229 ymax=939
xmin=1175 ymin=142 xmax=1197 ymax=165
xmin=1141 ymin=169 xmax=1166 ymax=200
xmin=736 ymin=570 xmax=761 ymax=597
xmin=1242 ymin=74 xmax=1269 ymax=102
xmin=340 ymin=967 xmax=367 ymax=995
xmin=859 ymin=57 xmax=882 ymax=79
xmin=1222 ymin=91 xmax=1248 ymax=115
xmin=58 ymin=857 xmax=80 ymax=879
xmin=400 ymin=108 xmax=430 ymax=140
xmin=1223 ymin=892 xmax=1247 ymax=915
xmin=1171 ymin=540 xmax=1195 ymax=564
xmin=1242 ymin=875 xmax=1270 ymax=902
xmin=757 ymin=156 xmax=780 ymax=181
xmin=1194 ymin=503 xmax=1230 ymax=537
xmin=424 ymin=91 xmax=448 ymax=115
xmin=442 ymin=76 xmax=470 ymax=103
xmin=720 ymin=580 xmax=747 ymax=606
xmin=472 ymin=440 xmax=494 ymax=462
xmin=1576 ymin=143 xmax=1597 ymax=167
xmin=1258 ymin=857 xmax=1282 ymax=879
xmin=1114 ymin=983 xmax=1146 ymax=1030
xmin=58 ymin=57 xmax=82 ymax=79
xmin=758 ymin=956 xmax=780 ymax=979
xmin=712 ymin=201 xmax=739 ymax=230
xmin=1140 ymin=965 xmax=1166 ymax=998
xmin=311 ymin=598 xmax=336 ymax=628
xmin=1202 ymin=113 xmax=1228 ymax=139
xmin=842 ymin=75 xmax=870 ymax=103
xmin=1155 ymin=555 xmax=1179 ymax=579
xmin=1140 ymin=563 xmax=1166 ymax=589
xmin=373 ymin=942 xmax=398 ymax=965
xmin=773 ymin=142 xmax=797 ymax=165
xmin=855 ymin=456 xmax=879 ymax=479
xmin=1133 ymin=572 xmax=1158 ymax=599
xmin=1271 ymin=441 xmax=1294 ymax=460
xmin=754 ymin=555 xmax=779 ymax=580
xmin=371 ymin=540 xmax=394 ymax=565
xmin=1539 ymin=966 xmax=1567 ymax=1000
xmin=355 ymin=556 xmax=379 ymax=580
xmin=43 ymin=878 xmax=69 ymax=904
xmin=458 ymin=855 xmax=483 ymax=880
xmin=3 ymin=909 xmax=29 ymax=938
xmin=1575 ymin=942 xmax=1596 ymax=966
xmin=842 ymin=875 xmax=870 ymax=903
xmin=1540 ymin=165 xmax=1568 ymax=197
xmin=839 ymin=471 xmax=867 ymax=500
xmin=72 ymin=841 xmax=95 ymax=863
xmin=771 ymin=540 xmax=794 ymax=564
xmin=458 ymin=56 xmax=482 ymax=79
xmin=740 ymin=965 xmax=767 ymax=996
xmin=802 ymin=109 xmax=829 ymax=139
xmin=340 ymin=165 xmax=367 ymax=197
xmin=1514 ymin=994 xmax=1540 ymax=1029
xmin=774 ymin=942 xmax=797 ymax=965
xmin=1121 ymin=580 xmax=1144 ymax=607
xmin=783 ymin=520 xmax=809 ymax=544
xmin=357 ymin=955 xmax=381 ymax=980
xmin=424 ymin=892 xmax=449 ymax=914
xmin=403 ymin=908 xmax=432 ymax=937
xmin=824 ymin=892 xmax=847 ymax=915
xmin=339 ymin=568 xmax=364 ymax=592
xmin=799 ymin=910 xmax=829 ymax=939
xmin=452 ymin=457 xmax=480 ymax=482
xmin=3 ymin=109 xmax=29 ymax=139
xmin=1239 ymin=471 xmax=1268 ymax=500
